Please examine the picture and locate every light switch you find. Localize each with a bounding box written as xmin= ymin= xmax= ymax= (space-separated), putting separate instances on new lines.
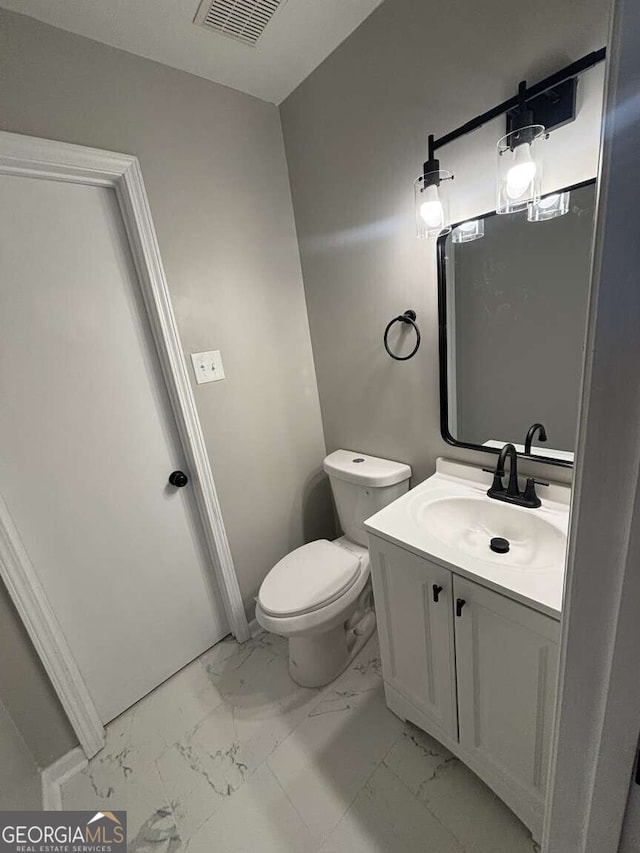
xmin=191 ymin=350 xmax=225 ymax=384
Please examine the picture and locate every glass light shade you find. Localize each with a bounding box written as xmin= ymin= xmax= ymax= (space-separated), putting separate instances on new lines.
xmin=496 ymin=125 xmax=545 ymax=214
xmin=527 ymin=191 xmax=570 ymax=222
xmin=414 ymin=171 xmax=452 ymax=238
xmin=452 ymin=219 xmax=485 ymax=243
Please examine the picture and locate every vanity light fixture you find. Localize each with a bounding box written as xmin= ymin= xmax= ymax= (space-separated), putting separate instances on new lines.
xmin=496 ymin=84 xmax=545 ymax=214
xmin=527 ymin=191 xmax=571 ymax=221
xmin=415 ymin=135 xmax=453 ymax=238
xmin=452 ymin=219 xmax=484 ymax=243
xmin=416 ymin=48 xmax=605 ymax=234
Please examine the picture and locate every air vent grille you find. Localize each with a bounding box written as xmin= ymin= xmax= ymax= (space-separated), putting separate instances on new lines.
xmin=194 ymin=0 xmax=285 ymax=45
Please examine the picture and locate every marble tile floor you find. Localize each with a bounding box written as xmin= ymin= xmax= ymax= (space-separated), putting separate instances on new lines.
xmin=61 ymin=631 xmax=540 ymax=853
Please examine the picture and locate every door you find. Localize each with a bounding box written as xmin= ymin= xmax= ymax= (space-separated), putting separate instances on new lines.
xmin=0 ymin=172 xmax=228 ymax=725
xmin=369 ymin=536 xmax=457 ymax=740
xmin=453 ymin=575 xmax=559 ymax=832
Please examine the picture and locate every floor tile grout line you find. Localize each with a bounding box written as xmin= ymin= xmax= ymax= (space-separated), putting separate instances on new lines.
xmin=147 ymin=634 xmax=329 ymax=847
xmin=255 ymin=634 xmax=381 ymax=765
xmin=263 ymin=686 xmax=392 ymax=843
xmin=295 ymin=714 xmax=404 ymax=848
xmin=263 ymin=761 xmax=326 ymax=853
xmin=68 ymin=632 xmax=481 ymax=852
xmin=379 ymin=736 xmax=538 ymax=852
xmin=379 ymin=754 xmax=468 ymax=853
xmin=280 ymin=711 xmax=414 ymax=853
xmin=58 ymin=628 xmax=534 ymax=852
xmin=379 ymin=731 xmax=528 ymax=853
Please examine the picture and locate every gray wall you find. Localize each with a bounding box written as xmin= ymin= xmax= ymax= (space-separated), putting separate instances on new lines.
xmin=0 ymin=696 xmax=41 ymax=809
xmin=280 ymin=0 xmax=610 ymax=487
xmin=0 ymin=9 xmax=332 ymax=764
xmin=453 ymin=183 xmax=596 ymax=451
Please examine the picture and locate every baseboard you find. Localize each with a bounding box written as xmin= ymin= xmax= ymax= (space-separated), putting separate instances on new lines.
xmin=41 ymin=747 xmax=87 ymax=810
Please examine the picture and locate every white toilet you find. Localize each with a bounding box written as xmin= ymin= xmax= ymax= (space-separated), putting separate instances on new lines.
xmin=255 ymin=449 xmax=411 ymax=687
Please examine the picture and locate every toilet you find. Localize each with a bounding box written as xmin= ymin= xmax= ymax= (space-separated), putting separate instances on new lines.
xmin=255 ymin=449 xmax=411 ymax=687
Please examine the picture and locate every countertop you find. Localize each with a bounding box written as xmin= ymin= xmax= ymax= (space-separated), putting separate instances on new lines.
xmin=364 ymin=458 xmax=571 ymax=619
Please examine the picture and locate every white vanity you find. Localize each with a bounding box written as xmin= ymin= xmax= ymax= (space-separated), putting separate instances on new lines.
xmin=364 ymin=458 xmax=570 ymax=842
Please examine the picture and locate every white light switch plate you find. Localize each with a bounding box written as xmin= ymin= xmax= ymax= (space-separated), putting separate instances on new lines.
xmin=191 ymin=350 xmax=225 ymax=384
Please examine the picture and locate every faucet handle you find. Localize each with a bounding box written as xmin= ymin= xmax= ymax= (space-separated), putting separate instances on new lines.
xmin=522 ymin=477 xmax=544 ymax=508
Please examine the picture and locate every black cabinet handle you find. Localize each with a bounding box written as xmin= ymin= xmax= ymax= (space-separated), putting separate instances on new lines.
xmin=433 ymin=584 xmax=443 ymax=603
xmin=456 ymin=598 xmax=466 ymax=617
xmin=168 ymin=470 xmax=189 ymax=488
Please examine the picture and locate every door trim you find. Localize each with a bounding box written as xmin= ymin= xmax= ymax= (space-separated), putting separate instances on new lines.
xmin=0 ymin=494 xmax=105 ymax=757
xmin=0 ymin=131 xmax=250 ymax=757
xmin=543 ymin=2 xmax=640 ymax=849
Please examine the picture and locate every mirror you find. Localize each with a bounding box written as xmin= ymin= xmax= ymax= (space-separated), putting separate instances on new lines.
xmin=438 ymin=179 xmax=597 ymax=467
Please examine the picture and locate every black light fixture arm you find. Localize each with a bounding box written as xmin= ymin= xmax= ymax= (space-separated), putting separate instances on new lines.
xmin=430 ymin=47 xmax=606 ymax=154
xmin=512 ymin=81 xmax=535 ymax=131
xmin=422 ymin=134 xmax=441 ymax=187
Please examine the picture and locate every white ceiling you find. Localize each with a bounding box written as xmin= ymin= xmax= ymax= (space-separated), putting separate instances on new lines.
xmin=0 ymin=0 xmax=384 ymax=103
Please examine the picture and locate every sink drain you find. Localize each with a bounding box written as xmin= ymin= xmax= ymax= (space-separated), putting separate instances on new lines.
xmin=490 ymin=537 xmax=510 ymax=554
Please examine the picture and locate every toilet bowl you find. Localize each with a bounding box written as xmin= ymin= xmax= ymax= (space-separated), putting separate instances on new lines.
xmin=256 ymin=536 xmax=374 ymax=687
xmin=256 ymin=450 xmax=411 ymax=687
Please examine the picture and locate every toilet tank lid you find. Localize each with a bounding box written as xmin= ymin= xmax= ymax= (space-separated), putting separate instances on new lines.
xmin=323 ymin=449 xmax=412 ymax=487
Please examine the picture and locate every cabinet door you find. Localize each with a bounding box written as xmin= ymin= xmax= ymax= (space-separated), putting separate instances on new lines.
xmin=453 ymin=575 xmax=560 ymax=823
xmin=369 ymin=536 xmax=457 ymax=740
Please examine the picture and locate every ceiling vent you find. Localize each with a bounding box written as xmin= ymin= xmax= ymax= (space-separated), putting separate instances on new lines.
xmin=194 ymin=0 xmax=285 ymax=46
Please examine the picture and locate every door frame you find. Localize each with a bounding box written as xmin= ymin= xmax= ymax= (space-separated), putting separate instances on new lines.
xmin=543 ymin=0 xmax=640 ymax=849
xmin=0 ymin=131 xmax=249 ymax=758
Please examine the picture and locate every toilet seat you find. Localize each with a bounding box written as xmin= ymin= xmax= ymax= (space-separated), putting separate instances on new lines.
xmin=258 ymin=539 xmax=361 ymax=617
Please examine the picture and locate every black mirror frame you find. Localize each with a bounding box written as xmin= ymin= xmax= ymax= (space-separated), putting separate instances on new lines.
xmin=436 ymin=178 xmax=597 ymax=470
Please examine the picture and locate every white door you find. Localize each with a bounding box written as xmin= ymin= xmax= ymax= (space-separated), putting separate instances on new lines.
xmin=453 ymin=576 xmax=559 ymax=836
xmin=369 ymin=536 xmax=458 ymax=740
xmin=0 ymin=173 xmax=228 ymax=724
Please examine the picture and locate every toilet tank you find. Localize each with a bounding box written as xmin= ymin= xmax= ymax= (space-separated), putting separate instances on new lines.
xmin=323 ymin=450 xmax=412 ymax=547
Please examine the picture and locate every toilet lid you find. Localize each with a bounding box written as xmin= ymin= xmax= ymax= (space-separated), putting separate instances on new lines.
xmin=258 ymin=539 xmax=361 ymax=617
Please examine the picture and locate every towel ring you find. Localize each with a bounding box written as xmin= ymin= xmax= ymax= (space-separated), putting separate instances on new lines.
xmin=384 ymin=310 xmax=421 ymax=361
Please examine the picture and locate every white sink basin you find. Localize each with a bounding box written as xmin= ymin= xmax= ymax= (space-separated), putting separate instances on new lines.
xmin=364 ymin=459 xmax=571 ymax=617
xmin=410 ymin=495 xmax=566 ymax=570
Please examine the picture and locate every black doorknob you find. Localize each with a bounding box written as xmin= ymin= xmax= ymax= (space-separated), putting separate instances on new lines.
xmin=169 ymin=470 xmax=188 ymax=488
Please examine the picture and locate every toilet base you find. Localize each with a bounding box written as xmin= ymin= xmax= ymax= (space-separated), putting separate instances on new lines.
xmin=288 ymin=610 xmax=376 ymax=688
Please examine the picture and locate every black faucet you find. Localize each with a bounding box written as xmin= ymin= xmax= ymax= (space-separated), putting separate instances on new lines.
xmin=485 ymin=443 xmax=548 ymax=509
xmin=524 ymin=422 xmax=547 ymax=456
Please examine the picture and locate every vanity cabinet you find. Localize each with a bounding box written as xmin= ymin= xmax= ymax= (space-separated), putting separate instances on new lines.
xmin=368 ymin=536 xmax=458 ymax=739
xmin=369 ymin=534 xmax=560 ymax=840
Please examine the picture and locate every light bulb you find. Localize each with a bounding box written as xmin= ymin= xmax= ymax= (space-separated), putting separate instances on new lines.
xmin=414 ymin=170 xmax=451 ymax=236
xmin=506 ymin=143 xmax=537 ymax=200
xmin=452 ymin=219 xmax=484 ymax=243
xmin=420 ymin=184 xmax=444 ymax=228
xmin=527 ymin=191 xmax=570 ymax=222
xmin=538 ymin=194 xmax=560 ymax=209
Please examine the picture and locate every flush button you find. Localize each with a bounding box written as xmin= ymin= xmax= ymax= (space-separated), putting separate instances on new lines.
xmin=353 ymin=458 xmax=365 ymax=463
